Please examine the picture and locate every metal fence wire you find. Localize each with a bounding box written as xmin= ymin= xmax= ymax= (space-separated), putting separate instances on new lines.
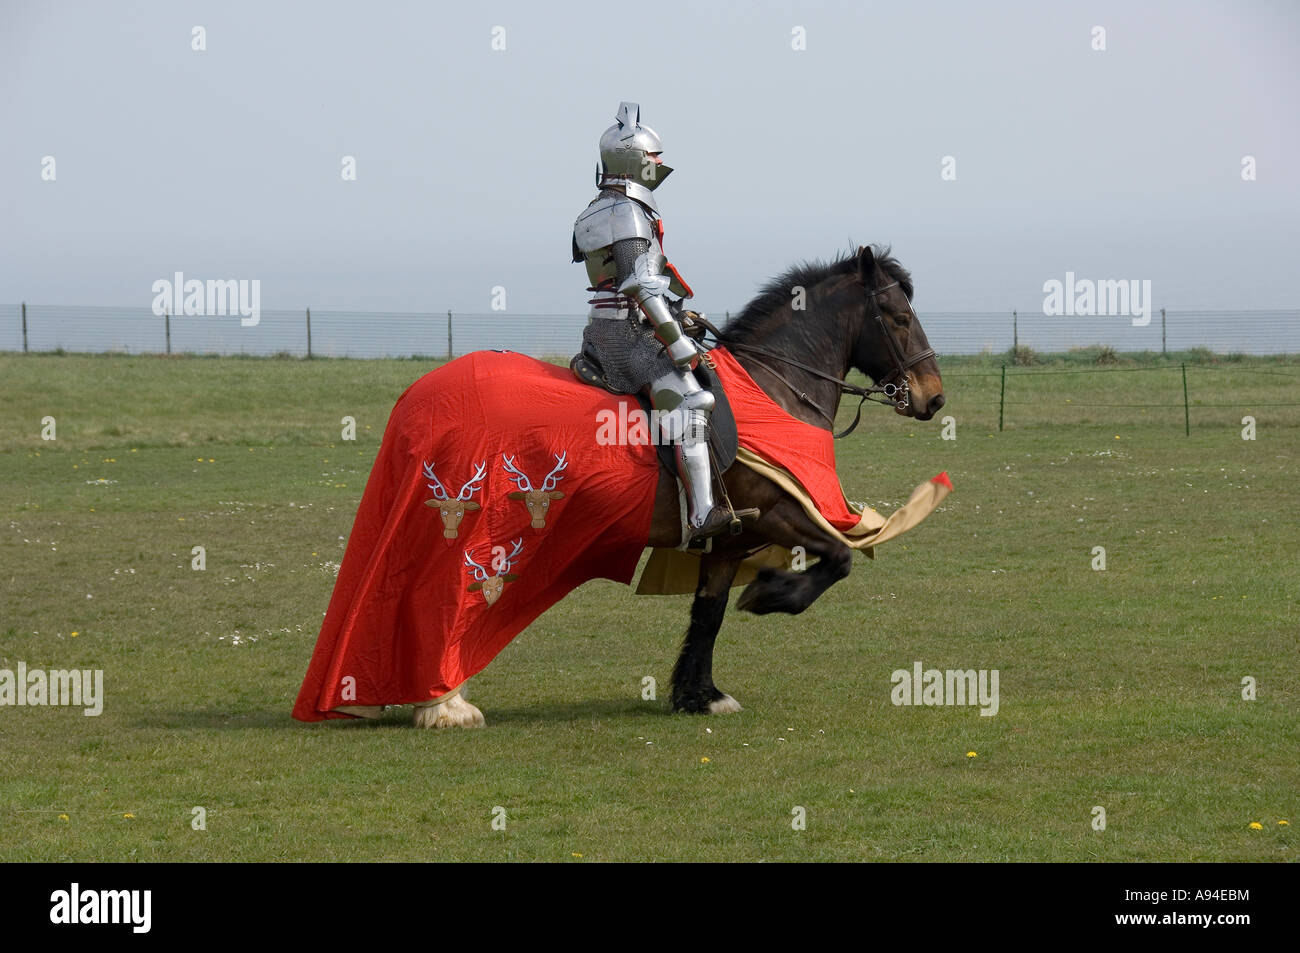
xmin=4 ymin=303 xmax=1299 ymax=360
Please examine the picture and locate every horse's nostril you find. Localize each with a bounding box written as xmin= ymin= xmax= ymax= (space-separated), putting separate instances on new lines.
xmin=928 ymin=394 xmax=945 ymax=414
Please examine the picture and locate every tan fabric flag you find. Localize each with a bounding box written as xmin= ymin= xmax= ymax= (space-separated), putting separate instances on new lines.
xmin=636 ymin=449 xmax=953 ymax=595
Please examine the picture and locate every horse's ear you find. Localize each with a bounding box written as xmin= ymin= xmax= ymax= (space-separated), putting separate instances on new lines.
xmin=857 ymin=245 xmax=877 ymax=290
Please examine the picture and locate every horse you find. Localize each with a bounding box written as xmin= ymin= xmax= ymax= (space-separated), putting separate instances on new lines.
xmin=416 ymin=244 xmax=943 ymax=727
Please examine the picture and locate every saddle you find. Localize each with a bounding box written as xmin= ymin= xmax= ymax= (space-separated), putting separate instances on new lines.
xmin=570 ymin=336 xmax=739 ymax=479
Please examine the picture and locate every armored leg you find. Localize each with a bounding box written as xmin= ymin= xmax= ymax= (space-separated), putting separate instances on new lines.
xmin=649 ymin=369 xmax=718 ymax=531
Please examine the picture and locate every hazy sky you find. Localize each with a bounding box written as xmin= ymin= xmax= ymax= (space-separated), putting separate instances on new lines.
xmin=2 ymin=0 xmax=1296 ymax=316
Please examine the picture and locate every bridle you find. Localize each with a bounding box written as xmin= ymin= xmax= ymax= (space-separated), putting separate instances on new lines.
xmin=724 ymin=279 xmax=936 ymax=439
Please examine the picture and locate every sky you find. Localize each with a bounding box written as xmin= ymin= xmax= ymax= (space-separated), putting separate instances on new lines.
xmin=1 ymin=0 xmax=1297 ymax=316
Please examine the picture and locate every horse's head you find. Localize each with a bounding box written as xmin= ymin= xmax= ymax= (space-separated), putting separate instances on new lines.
xmin=850 ymin=246 xmax=945 ymax=421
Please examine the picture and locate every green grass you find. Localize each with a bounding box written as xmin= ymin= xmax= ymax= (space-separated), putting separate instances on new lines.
xmin=1 ymin=352 xmax=1297 ymax=861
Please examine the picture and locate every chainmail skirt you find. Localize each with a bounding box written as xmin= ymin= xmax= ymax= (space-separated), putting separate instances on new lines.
xmin=581 ymin=316 xmax=679 ymax=395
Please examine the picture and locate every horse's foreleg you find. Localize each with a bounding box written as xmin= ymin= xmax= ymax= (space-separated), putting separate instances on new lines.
xmin=671 ymin=551 xmax=744 ymax=714
xmin=736 ymin=498 xmax=853 ymax=615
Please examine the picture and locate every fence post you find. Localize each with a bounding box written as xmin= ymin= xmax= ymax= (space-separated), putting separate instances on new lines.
xmin=999 ymin=363 xmax=1006 ymax=432
xmin=306 ymin=307 xmax=312 ymax=359
xmin=21 ymin=302 xmax=28 ymax=354
xmin=1012 ymin=310 xmax=1018 ymax=353
xmin=1182 ymin=362 xmax=1189 ymax=436
xmin=1161 ymin=308 xmax=1166 ymax=356
xmin=447 ymin=311 xmax=453 ymax=362
xmin=165 ymin=309 xmax=171 ymax=355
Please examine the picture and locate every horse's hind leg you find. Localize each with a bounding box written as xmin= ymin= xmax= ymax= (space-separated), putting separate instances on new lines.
xmin=412 ymin=682 xmax=485 ymax=729
xmin=671 ymin=551 xmax=744 ymax=714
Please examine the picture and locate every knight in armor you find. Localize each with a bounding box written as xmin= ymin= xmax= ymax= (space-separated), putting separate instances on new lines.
xmin=571 ymin=103 xmax=754 ymax=543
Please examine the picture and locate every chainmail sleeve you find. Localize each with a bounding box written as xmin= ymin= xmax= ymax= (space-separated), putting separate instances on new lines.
xmin=612 ymin=238 xmax=652 ymax=284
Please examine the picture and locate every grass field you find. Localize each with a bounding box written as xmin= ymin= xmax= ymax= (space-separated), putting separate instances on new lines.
xmin=1 ymin=350 xmax=1297 ymax=862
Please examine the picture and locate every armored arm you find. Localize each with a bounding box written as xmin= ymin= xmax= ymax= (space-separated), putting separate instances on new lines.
xmin=614 ymin=238 xmax=699 ymax=370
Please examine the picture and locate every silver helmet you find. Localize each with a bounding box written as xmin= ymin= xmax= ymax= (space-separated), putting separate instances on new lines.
xmin=597 ymin=102 xmax=673 ymax=206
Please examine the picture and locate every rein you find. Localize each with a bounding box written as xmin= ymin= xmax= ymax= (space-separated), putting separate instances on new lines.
xmin=720 ymin=280 xmax=935 ymax=439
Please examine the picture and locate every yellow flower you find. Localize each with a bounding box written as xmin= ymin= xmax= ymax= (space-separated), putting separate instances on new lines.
xmin=1279 ymin=820 xmax=1290 ymax=826
xmin=123 ymin=813 xmax=135 ymax=819
xmin=58 ymin=814 xmax=69 ymax=821
xmin=700 ymin=757 xmax=710 ymax=763
xmin=966 ymin=751 xmax=977 ymax=759
xmin=208 ymin=458 xmax=214 ymax=463
xmin=1249 ymin=822 xmax=1263 ymax=830
xmin=70 ymin=631 xmax=79 ymax=638
xmin=571 ymin=852 xmax=583 ymax=858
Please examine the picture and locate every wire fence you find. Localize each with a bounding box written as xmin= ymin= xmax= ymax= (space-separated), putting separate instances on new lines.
xmin=933 ymin=360 xmax=1300 ymax=435
xmin=3 ymin=303 xmax=1299 ymax=360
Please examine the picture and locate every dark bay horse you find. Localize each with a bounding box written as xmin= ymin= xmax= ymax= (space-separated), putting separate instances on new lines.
xmin=418 ymin=244 xmax=943 ymax=727
xmin=645 ymin=244 xmax=944 ymax=714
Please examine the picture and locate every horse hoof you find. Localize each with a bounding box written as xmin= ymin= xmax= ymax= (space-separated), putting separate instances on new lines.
xmin=708 ymin=694 xmax=742 ymax=715
xmin=413 ymin=693 xmax=485 ymax=729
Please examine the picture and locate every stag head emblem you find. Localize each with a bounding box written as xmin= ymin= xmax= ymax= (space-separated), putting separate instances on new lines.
xmin=423 ymin=460 xmax=486 ymax=543
xmin=502 ymin=451 xmax=568 ymax=530
xmin=465 ymin=538 xmax=524 ymax=606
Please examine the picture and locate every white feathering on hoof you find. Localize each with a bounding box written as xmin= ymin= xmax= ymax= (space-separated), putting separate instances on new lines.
xmin=708 ymin=694 xmax=742 ymax=715
xmin=413 ymin=692 xmax=485 ymax=729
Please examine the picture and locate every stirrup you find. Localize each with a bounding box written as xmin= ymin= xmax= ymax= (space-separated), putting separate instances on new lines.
xmin=687 ymin=505 xmax=759 ymax=544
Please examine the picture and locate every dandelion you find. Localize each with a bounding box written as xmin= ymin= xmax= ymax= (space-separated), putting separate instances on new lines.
xmin=123 ymin=813 xmax=135 ymax=819
xmin=1278 ymin=820 xmax=1289 ymax=826
xmin=58 ymin=814 xmax=69 ymax=821
xmin=1248 ymin=822 xmax=1263 ymax=830
xmin=208 ymin=458 xmax=214 ymax=463
xmin=571 ymin=852 xmax=583 ymax=858
xmin=70 ymin=631 xmax=79 ymax=638
xmin=966 ymin=751 xmax=977 ymax=759
xmin=700 ymin=757 xmax=710 ymax=763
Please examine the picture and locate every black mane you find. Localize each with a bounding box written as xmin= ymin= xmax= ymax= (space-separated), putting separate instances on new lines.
xmin=719 ymin=246 xmax=912 ymax=344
